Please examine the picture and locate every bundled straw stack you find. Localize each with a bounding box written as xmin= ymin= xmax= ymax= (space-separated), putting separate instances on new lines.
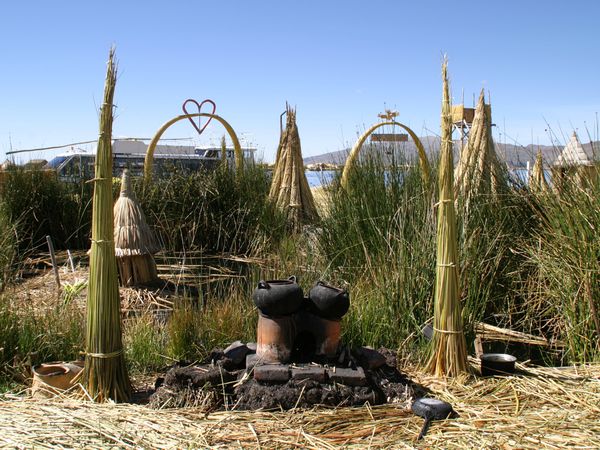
xmin=426 ymin=60 xmax=469 ymax=377
xmin=82 ymin=49 xmax=131 ymax=402
xmin=529 ymin=149 xmax=549 ymax=192
xmin=114 ymin=169 xmax=160 ymax=286
xmin=454 ymin=89 xmax=506 ymax=211
xmin=269 ymin=104 xmax=318 ymax=230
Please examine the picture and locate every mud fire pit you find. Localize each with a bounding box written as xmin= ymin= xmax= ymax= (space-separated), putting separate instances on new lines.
xmin=150 ymin=278 xmax=414 ymax=410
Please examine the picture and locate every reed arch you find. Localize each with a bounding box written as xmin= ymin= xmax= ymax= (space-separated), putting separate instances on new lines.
xmin=340 ymin=121 xmax=431 ymax=188
xmin=143 ymin=113 xmax=243 ymax=183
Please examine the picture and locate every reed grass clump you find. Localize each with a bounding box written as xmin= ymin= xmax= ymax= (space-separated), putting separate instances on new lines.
xmin=124 ymin=315 xmax=168 ymax=373
xmin=139 ymin=163 xmax=285 ymax=255
xmin=0 ymin=168 xmax=93 ymax=253
xmin=166 ymin=287 xmax=257 ymax=362
xmin=317 ymin=154 xmax=436 ymax=350
xmin=0 ymin=205 xmax=18 ymax=291
xmin=82 ymin=49 xmax=131 ymax=402
xmin=518 ymin=174 xmax=600 ymax=361
xmin=0 ymin=295 xmax=84 ymax=383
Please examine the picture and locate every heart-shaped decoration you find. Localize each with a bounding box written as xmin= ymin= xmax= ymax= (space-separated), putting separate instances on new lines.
xmin=182 ymin=98 xmax=216 ymax=135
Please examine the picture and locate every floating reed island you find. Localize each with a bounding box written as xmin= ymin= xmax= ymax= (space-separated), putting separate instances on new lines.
xmin=0 ymin=48 xmax=598 ymax=450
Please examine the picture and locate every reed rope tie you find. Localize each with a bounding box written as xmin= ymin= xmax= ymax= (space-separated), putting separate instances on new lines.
xmin=437 ymin=263 xmax=456 ymax=267
xmin=90 ymin=239 xmax=113 ymax=244
xmin=433 ymin=327 xmax=464 ymax=334
xmin=433 ymin=199 xmax=453 ymax=207
xmin=86 ymin=177 xmax=109 ymax=184
xmin=86 ymin=349 xmax=124 ymax=359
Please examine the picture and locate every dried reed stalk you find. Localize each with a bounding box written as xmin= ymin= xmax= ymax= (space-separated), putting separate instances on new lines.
xmin=82 ymin=48 xmax=131 ymax=402
xmin=114 ymin=169 xmax=159 ymax=286
xmin=529 ymin=149 xmax=549 ymax=192
xmin=3 ymin=362 xmax=600 ymax=448
xmin=268 ymin=104 xmax=319 ymax=230
xmin=454 ymin=89 xmax=505 ymax=212
xmin=426 ymin=60 xmax=469 ymax=377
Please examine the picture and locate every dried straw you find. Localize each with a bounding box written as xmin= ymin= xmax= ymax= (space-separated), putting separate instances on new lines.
xmin=82 ymin=48 xmax=132 ymax=402
xmin=426 ymin=60 xmax=469 ymax=377
xmin=269 ymin=104 xmax=319 ymax=230
xmin=114 ymin=169 xmax=160 ymax=257
xmin=114 ymin=169 xmax=160 ymax=286
xmin=530 ymin=149 xmax=549 ymax=192
xmin=2 ymin=362 xmax=599 ymax=448
xmin=454 ymin=89 xmax=506 ymax=211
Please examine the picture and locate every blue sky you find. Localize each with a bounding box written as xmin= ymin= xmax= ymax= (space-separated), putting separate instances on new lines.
xmin=1 ymin=1 xmax=598 ymax=163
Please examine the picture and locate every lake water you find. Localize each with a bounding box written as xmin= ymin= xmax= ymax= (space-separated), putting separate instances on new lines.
xmin=305 ymin=169 xmax=549 ymax=187
xmin=305 ymin=170 xmax=336 ymax=188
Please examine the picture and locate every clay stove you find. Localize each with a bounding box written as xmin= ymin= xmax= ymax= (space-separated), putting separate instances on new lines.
xmin=150 ymin=277 xmax=414 ymax=411
xmin=254 ymin=278 xmax=348 ymax=364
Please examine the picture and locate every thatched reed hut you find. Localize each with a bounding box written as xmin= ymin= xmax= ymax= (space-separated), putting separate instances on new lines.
xmin=269 ymin=105 xmax=319 ymax=230
xmin=114 ymin=169 xmax=160 ymax=286
xmin=552 ymin=132 xmax=598 ymax=188
xmin=454 ymin=90 xmax=506 ymax=210
xmin=529 ymin=149 xmax=549 ymax=192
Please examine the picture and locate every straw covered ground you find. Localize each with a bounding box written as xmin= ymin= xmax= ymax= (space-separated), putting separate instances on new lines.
xmin=1 ymin=361 xmax=598 ymax=449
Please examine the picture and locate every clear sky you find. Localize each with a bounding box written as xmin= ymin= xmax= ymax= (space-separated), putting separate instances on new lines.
xmin=1 ymin=0 xmax=598 ymax=163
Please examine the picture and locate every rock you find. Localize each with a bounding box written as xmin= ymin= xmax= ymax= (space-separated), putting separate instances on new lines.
xmin=328 ymin=367 xmax=367 ymax=386
xmin=163 ymin=365 xmax=235 ymax=389
xmin=377 ymin=347 xmax=399 ymax=369
xmin=245 ymin=353 xmax=260 ymax=370
xmin=353 ymin=347 xmax=387 ymax=370
xmin=234 ymin=378 xmax=382 ymax=410
xmin=291 ymin=366 xmax=327 ymax=383
xmin=223 ymin=341 xmax=250 ymax=367
xmin=421 ymin=324 xmax=433 ymax=341
xmin=254 ymin=364 xmax=290 ymax=383
xmin=246 ymin=342 xmax=257 ymax=353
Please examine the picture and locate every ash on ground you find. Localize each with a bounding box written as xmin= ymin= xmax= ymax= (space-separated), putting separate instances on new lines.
xmin=150 ymin=342 xmax=414 ymax=411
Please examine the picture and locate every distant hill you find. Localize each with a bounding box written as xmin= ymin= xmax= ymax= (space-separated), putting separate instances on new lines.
xmin=304 ymin=136 xmax=599 ymax=168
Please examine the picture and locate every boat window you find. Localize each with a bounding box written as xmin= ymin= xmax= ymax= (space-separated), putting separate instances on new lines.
xmin=46 ymin=156 xmax=69 ymax=169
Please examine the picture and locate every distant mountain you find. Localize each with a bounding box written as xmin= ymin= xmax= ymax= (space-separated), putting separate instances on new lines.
xmin=304 ymin=136 xmax=599 ymax=168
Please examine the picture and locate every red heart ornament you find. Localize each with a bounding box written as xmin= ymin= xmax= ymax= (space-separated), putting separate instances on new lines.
xmin=182 ymin=98 xmax=216 ymax=135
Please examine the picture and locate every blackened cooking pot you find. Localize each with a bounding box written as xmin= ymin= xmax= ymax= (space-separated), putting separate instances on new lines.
xmin=252 ymin=276 xmax=303 ymax=317
xmin=307 ymin=281 xmax=350 ymax=320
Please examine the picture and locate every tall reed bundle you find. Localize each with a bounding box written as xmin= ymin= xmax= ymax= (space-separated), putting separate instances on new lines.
xmin=426 ymin=60 xmax=469 ymax=377
xmin=454 ymin=89 xmax=506 ymax=211
xmin=268 ymin=104 xmax=318 ymax=230
xmin=114 ymin=169 xmax=160 ymax=286
xmin=529 ymin=149 xmax=548 ymax=192
xmin=82 ymin=49 xmax=131 ymax=402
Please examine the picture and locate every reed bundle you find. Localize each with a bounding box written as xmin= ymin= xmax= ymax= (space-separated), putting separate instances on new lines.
xmin=529 ymin=149 xmax=549 ymax=192
xmin=2 ymin=362 xmax=599 ymax=448
xmin=426 ymin=60 xmax=469 ymax=377
xmin=269 ymin=104 xmax=319 ymax=230
xmin=82 ymin=49 xmax=132 ymax=402
xmin=114 ymin=169 xmax=160 ymax=286
xmin=454 ymin=89 xmax=506 ymax=212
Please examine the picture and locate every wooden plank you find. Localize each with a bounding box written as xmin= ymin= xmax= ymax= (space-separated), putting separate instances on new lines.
xmin=474 ymin=322 xmax=565 ymax=348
